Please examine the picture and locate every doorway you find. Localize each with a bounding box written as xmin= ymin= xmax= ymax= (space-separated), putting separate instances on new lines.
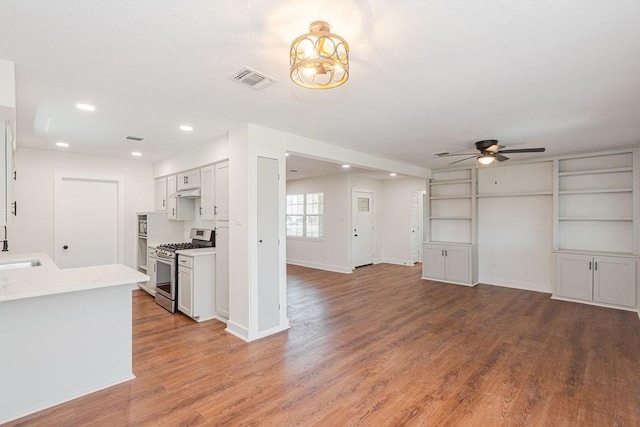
xmin=352 ymin=190 xmax=374 ymax=267
xmin=54 ymin=173 xmax=124 ymax=268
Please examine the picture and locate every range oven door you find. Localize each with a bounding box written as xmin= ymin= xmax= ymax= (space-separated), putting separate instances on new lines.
xmin=155 ymin=256 xmax=176 ymax=312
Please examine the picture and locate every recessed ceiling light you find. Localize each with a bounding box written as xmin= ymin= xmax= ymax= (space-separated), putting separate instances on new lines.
xmin=76 ymin=103 xmax=96 ymax=111
xmin=55 ymin=142 xmax=69 ymax=147
xmin=342 ymin=164 xmax=350 ymax=168
xmin=131 ymin=152 xmax=142 ymax=157
xmin=389 ymin=173 xmax=397 ymax=177
xmin=179 ymin=125 xmax=193 ymax=132
xmin=285 ymin=153 xmax=290 ymax=157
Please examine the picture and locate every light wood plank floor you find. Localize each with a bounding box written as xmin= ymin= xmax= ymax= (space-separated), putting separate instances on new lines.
xmin=7 ymin=263 xmax=640 ymax=426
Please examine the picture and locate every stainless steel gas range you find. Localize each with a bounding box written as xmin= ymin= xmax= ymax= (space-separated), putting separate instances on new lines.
xmin=155 ymin=228 xmax=215 ymax=312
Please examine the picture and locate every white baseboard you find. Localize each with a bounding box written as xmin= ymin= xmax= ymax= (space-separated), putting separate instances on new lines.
xmin=225 ymin=320 xmax=249 ymax=342
xmin=373 ymin=257 xmax=384 ymax=265
xmin=479 ymin=277 xmax=552 ymax=294
xmin=286 ymin=259 xmax=352 ymax=274
xmin=381 ymin=258 xmax=415 ymax=266
xmin=551 ymin=295 xmax=637 ymax=312
xmin=247 ymin=320 xmax=291 ymax=342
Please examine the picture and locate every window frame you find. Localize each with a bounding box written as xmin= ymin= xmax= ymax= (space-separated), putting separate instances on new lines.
xmin=286 ymin=192 xmax=324 ymax=240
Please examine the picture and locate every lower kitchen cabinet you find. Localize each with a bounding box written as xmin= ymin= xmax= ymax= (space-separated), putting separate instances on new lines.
xmin=177 ymin=252 xmax=216 ymax=321
xmin=554 ymin=252 xmax=637 ymax=309
xmin=422 ymin=243 xmax=478 ymax=286
xmin=147 ymin=250 xmax=157 ymax=296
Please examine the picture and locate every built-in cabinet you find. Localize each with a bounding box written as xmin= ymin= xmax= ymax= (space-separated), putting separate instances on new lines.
xmin=552 ymin=149 xmax=639 ymax=311
xmin=177 ymin=169 xmax=200 ymax=191
xmin=423 ymin=168 xmax=478 ymax=286
xmin=200 ymin=165 xmax=215 ymax=220
xmin=1 ymin=120 xmax=15 ymax=226
xmin=214 ymin=161 xmax=230 ymax=221
xmin=154 ymin=177 xmax=167 ymax=212
xmin=177 ymin=252 xmax=216 ymax=321
xmin=166 ymin=175 xmax=195 ymax=221
xmin=147 ymin=247 xmax=157 ymax=295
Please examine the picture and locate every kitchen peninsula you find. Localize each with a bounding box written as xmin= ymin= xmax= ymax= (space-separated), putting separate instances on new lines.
xmin=0 ymin=252 xmax=148 ymax=424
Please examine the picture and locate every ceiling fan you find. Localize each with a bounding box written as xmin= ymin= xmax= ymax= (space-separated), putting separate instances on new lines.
xmin=436 ymin=140 xmax=546 ymax=165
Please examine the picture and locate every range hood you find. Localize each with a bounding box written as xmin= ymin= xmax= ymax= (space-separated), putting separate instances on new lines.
xmin=171 ymin=188 xmax=201 ymax=198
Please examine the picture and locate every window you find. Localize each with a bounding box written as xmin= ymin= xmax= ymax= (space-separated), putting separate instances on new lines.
xmin=287 ymin=192 xmax=323 ymax=238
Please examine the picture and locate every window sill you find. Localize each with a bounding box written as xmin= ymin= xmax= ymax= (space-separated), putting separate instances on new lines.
xmin=286 ymin=236 xmax=324 ymax=242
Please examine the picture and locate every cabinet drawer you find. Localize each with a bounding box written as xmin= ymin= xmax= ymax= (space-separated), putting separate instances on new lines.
xmin=178 ymin=256 xmax=193 ymax=268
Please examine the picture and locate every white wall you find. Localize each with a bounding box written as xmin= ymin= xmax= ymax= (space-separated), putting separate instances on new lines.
xmin=153 ymin=134 xmax=228 ymax=178
xmin=380 ymin=178 xmax=427 ymax=265
xmin=10 ymin=148 xmax=154 ymax=268
xmin=0 ymin=58 xmax=15 ymax=110
xmin=286 ymin=174 xmax=350 ymax=273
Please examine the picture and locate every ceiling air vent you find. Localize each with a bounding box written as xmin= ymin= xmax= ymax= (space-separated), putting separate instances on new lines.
xmin=229 ymin=67 xmax=277 ymax=91
xmin=124 ymin=136 xmax=144 ymax=142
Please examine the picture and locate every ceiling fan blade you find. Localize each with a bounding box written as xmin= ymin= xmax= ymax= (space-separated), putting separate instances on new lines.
xmin=486 ymin=144 xmax=503 ymax=153
xmin=449 ymin=156 xmax=477 ymax=165
xmin=436 ymin=152 xmax=478 ymax=157
xmin=495 ymin=153 xmax=509 ymax=162
xmin=497 ymin=148 xmax=546 ymax=154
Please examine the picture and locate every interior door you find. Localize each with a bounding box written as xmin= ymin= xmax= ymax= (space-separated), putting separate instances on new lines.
xmin=410 ymin=191 xmax=421 ymax=263
xmin=257 ymin=156 xmax=280 ymax=331
xmin=59 ymin=178 xmax=118 ymax=268
xmin=353 ymin=191 xmax=374 ymax=267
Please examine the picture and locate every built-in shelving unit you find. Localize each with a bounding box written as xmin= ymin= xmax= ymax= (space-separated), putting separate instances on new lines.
xmin=552 ymin=149 xmax=639 ymax=311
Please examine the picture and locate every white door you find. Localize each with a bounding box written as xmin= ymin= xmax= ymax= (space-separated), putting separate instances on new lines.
xmin=423 ymin=245 xmax=446 ymax=280
xmin=593 ymin=256 xmax=636 ymax=307
xmin=353 ymin=191 xmax=374 ymax=267
xmin=257 ymin=157 xmax=280 ymax=331
xmin=555 ymin=254 xmax=593 ymax=300
xmin=59 ymin=178 xmax=118 ymax=268
xmin=444 ymin=246 xmax=470 ymax=284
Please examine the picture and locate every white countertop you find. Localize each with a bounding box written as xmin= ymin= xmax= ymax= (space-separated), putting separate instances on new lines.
xmin=176 ymin=248 xmax=217 ymax=256
xmin=0 ymin=252 xmax=149 ymax=302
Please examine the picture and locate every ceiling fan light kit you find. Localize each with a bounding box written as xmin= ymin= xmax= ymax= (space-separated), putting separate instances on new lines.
xmin=438 ymin=139 xmax=546 ymax=165
xmin=290 ymin=21 xmax=349 ymax=89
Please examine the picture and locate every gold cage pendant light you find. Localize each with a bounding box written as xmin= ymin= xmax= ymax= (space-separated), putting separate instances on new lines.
xmin=290 ymin=21 xmax=349 ymax=89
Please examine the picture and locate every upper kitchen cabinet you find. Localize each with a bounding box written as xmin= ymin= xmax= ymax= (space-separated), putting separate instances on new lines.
xmin=177 ymin=169 xmax=200 ymax=191
xmin=154 ymin=177 xmax=167 ymax=212
xmin=215 ymin=161 xmax=229 ymax=222
xmin=200 ymin=165 xmax=215 ymax=220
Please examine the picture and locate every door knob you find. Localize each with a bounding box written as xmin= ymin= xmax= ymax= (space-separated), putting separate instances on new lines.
xmin=354 ymin=234 xmax=358 ymax=237
xmin=63 ymin=245 xmax=69 ymax=250
xmin=259 ymin=239 xmax=263 ymax=243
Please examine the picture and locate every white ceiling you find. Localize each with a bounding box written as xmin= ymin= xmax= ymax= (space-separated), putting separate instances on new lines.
xmin=286 ymin=155 xmax=400 ymax=181
xmin=1 ymin=1 xmax=639 ymax=168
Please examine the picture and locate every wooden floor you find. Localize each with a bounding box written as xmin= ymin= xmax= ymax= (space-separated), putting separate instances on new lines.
xmin=8 ymin=263 xmax=640 ymax=426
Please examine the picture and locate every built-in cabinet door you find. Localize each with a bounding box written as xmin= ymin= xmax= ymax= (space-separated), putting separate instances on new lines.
xmin=445 ymin=246 xmax=470 ymax=284
xmin=593 ymin=256 xmax=636 ymax=307
xmin=154 ymin=177 xmax=167 ymax=212
xmin=167 ymin=196 xmax=177 ymax=220
xmin=147 ymin=255 xmax=157 ymax=295
xmin=215 ymin=226 xmax=230 ymax=319
xmin=215 ymin=161 xmax=229 ymax=221
xmin=177 ymin=169 xmax=200 ymax=191
xmin=200 ymin=165 xmax=215 ymax=220
xmin=423 ymin=245 xmax=446 ymax=280
xmin=178 ymin=265 xmax=193 ymax=317
xmin=555 ymin=254 xmax=593 ymax=301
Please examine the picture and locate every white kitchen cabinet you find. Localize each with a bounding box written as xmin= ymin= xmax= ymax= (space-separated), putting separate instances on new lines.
xmin=177 ymin=169 xmax=200 ymax=191
xmin=214 ymin=161 xmax=229 ymax=222
xmin=154 ymin=177 xmax=167 ymax=212
xmin=554 ymin=253 xmax=637 ymax=309
xmin=1 ymin=120 xmax=15 ymax=226
xmin=200 ymin=165 xmax=215 ymax=220
xmin=422 ymin=243 xmax=478 ymax=286
xmin=147 ymin=251 xmax=157 ymax=296
xmin=177 ymin=253 xmax=216 ymax=321
xmin=215 ymin=226 xmax=229 ymax=319
xmin=168 ymin=197 xmax=195 ymax=221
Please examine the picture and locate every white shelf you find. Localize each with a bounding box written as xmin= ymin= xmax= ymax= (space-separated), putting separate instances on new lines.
xmin=138 ymin=265 xmax=147 ymax=272
xmin=558 ymin=167 xmax=632 ymax=177
xmin=553 ymin=249 xmax=638 ymax=258
xmin=429 ymin=195 xmax=471 ymax=200
xmin=429 ymin=179 xmax=471 ymax=186
xmin=477 ymin=191 xmax=552 ymax=198
xmin=558 ymin=217 xmax=632 ymax=222
xmin=430 ymin=216 xmax=471 ymax=220
xmin=138 ymin=235 xmax=147 ymax=239
xmin=558 ymin=188 xmax=632 ymax=195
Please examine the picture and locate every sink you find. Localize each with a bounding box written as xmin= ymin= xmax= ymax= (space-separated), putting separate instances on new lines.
xmin=0 ymin=259 xmax=42 ymax=270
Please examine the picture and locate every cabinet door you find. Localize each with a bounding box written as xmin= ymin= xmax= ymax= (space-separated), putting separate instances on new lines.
xmin=167 ymin=175 xmax=177 ymax=195
xmin=147 ymin=256 xmax=157 ymax=295
xmin=423 ymin=245 xmax=446 ymax=280
xmin=200 ymin=165 xmax=215 ymax=220
xmin=177 ymin=169 xmax=200 ymax=191
xmin=178 ymin=265 xmax=193 ymax=316
xmin=593 ymin=256 xmax=636 ymax=307
xmin=555 ymin=254 xmax=593 ymax=300
xmin=167 ymin=197 xmax=177 ymax=220
xmin=214 ymin=161 xmax=229 ymax=221
xmin=445 ymin=246 xmax=470 ymax=284
xmin=215 ymin=227 xmax=230 ymax=318
xmin=154 ymin=178 xmax=167 ymax=212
